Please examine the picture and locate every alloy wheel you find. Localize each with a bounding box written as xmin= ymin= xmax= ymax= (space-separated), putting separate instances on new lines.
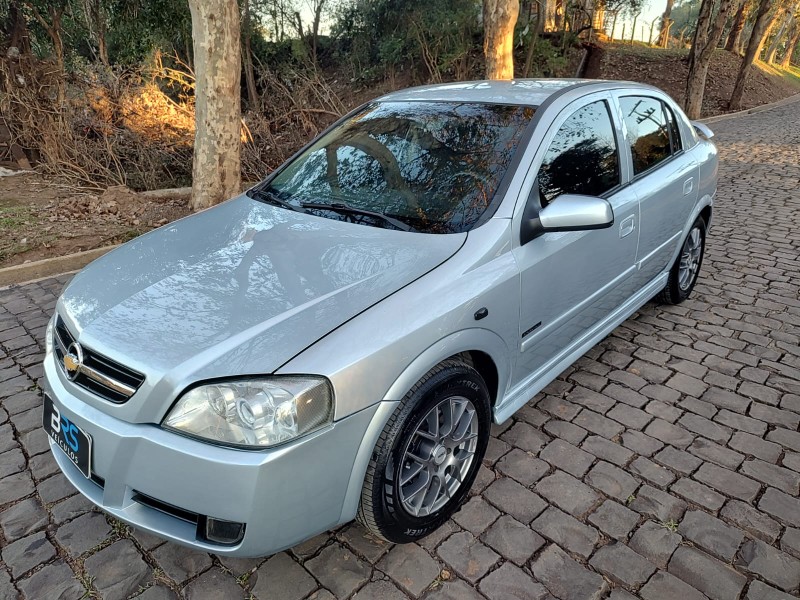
xmin=678 ymin=226 xmax=702 ymax=291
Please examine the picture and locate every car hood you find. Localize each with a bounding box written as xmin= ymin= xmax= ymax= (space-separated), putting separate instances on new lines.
xmin=58 ymin=195 xmax=465 ymax=389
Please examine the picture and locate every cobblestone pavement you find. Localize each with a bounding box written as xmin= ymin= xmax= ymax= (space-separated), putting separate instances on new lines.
xmin=2 ymin=101 xmax=800 ymax=600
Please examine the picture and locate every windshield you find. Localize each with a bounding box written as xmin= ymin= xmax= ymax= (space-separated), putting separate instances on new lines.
xmin=253 ymin=101 xmax=535 ymax=234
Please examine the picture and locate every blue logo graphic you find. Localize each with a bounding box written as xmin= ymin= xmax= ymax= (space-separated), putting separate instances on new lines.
xmin=61 ymin=416 xmax=80 ymax=452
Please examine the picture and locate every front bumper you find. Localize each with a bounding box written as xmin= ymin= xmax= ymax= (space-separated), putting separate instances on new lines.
xmin=43 ymin=353 xmax=383 ymax=557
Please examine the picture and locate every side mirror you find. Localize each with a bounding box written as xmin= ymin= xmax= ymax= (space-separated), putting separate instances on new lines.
xmin=521 ymin=193 xmax=614 ymax=244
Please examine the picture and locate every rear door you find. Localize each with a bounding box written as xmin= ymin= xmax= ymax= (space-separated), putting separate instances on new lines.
xmin=613 ymin=93 xmax=699 ymax=287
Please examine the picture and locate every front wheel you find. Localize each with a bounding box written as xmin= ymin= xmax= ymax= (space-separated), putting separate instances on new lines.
xmin=657 ymin=216 xmax=706 ymax=305
xmin=357 ymin=359 xmax=491 ymax=543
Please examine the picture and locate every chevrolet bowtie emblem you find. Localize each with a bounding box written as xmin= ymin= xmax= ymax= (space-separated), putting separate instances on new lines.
xmin=63 ymin=342 xmax=84 ymax=381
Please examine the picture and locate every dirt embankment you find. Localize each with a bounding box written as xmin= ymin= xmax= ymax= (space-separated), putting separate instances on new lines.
xmin=585 ymin=43 xmax=800 ymax=117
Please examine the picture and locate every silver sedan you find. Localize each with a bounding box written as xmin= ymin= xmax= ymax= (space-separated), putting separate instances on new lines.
xmin=42 ymin=79 xmax=717 ymax=556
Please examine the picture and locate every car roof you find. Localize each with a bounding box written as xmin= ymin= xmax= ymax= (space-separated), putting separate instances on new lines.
xmin=375 ymin=79 xmax=662 ymax=107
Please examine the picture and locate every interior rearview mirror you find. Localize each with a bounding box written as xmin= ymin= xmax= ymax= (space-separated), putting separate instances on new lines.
xmin=521 ymin=193 xmax=614 ymax=245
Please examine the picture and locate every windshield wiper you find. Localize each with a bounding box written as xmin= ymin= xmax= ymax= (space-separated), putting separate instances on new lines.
xmin=251 ymin=189 xmax=308 ymax=214
xmin=300 ymin=201 xmax=416 ymax=232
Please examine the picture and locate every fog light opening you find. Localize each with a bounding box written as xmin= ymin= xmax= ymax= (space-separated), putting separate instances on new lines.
xmin=200 ymin=516 xmax=245 ymax=546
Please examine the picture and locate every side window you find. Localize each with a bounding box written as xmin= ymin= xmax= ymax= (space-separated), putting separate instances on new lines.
xmin=619 ymin=96 xmax=672 ymax=175
xmin=663 ymin=103 xmax=683 ymax=153
xmin=538 ymin=100 xmax=620 ymax=206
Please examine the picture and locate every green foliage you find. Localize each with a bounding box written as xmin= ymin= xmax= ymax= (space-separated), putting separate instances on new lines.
xmin=331 ymin=0 xmax=482 ymax=82
xmin=103 ymin=0 xmax=192 ymax=65
xmin=670 ymin=0 xmax=702 ymax=37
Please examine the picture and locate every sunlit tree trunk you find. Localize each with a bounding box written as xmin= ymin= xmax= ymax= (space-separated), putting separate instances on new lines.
xmin=780 ymin=20 xmax=800 ymax=66
xmin=484 ymin=0 xmax=520 ymax=79
xmin=766 ymin=11 xmax=792 ymax=63
xmin=188 ymin=0 xmax=242 ymax=210
xmin=685 ymin=0 xmax=738 ymax=119
xmin=729 ymin=0 xmax=777 ymax=110
xmin=657 ymin=0 xmax=675 ymax=47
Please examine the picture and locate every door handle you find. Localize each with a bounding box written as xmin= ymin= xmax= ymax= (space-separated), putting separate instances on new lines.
xmin=683 ymin=178 xmax=694 ymax=196
xmin=619 ymin=215 xmax=635 ymax=238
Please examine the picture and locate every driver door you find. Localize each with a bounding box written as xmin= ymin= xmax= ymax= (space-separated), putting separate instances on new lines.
xmin=511 ymin=95 xmax=639 ymax=387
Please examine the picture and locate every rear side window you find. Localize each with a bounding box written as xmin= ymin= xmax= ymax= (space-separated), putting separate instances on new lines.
xmin=620 ymin=96 xmax=672 ymax=175
xmin=538 ymin=100 xmax=620 ymax=206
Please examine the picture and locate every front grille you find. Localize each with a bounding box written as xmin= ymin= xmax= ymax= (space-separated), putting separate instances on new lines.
xmin=54 ymin=316 xmax=145 ymax=403
xmin=132 ymin=491 xmax=199 ymax=525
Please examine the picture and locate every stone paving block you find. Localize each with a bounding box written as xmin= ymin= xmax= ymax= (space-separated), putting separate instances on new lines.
xmin=587 ymin=499 xmax=639 ymax=541
xmin=478 ymin=562 xmax=550 ymax=600
xmin=306 ymin=544 xmax=370 ymax=598
xmin=36 ymin=472 xmax=76 ymax=504
xmin=483 ymin=477 xmax=547 ymax=524
xmin=567 ymin=386 xmax=615 ymax=413
xmin=680 ymin=396 xmax=718 ymax=419
xmin=484 ymin=437 xmax=511 ymax=465
xmin=0 ymin=448 xmax=25 ymax=480
xmin=378 ymin=542 xmax=440 ymax=596
xmin=0 ymin=497 xmax=48 ymax=542
xmin=585 ymin=460 xmax=639 ymax=501
xmin=49 ymin=493 xmax=93 ymax=525
xmin=644 ymin=418 xmax=694 ymax=449
xmin=152 ymin=543 xmax=212 ymax=584
xmin=436 ymin=531 xmax=498 ymax=584
xmin=184 ymin=569 xmax=246 ymax=600
xmin=630 ymin=456 xmax=676 ymax=488
xmin=55 ymin=511 xmax=111 ymax=557
xmin=694 ymin=462 xmax=760 ymax=502
xmin=701 ymin=388 xmax=750 ymax=414
xmin=0 ymin=471 xmax=34 ymax=505
xmin=783 ymin=452 xmax=800 ymax=474
xmin=589 ymin=542 xmax=656 ymax=589
xmin=84 ymin=539 xmax=152 ymax=600
xmin=607 ymin=404 xmax=652 ymax=430
xmin=745 ymin=581 xmax=796 ymax=600
xmin=28 ymin=452 xmax=58 ymax=482
xmin=628 ymin=519 xmax=681 ymax=570
xmin=728 ymin=431 xmax=782 ymax=462
xmin=604 ymin=383 xmax=648 ymax=407
xmin=581 ymin=435 xmax=634 ymax=466
xmin=740 ymin=459 xmax=800 ymax=495
xmin=736 ymin=539 xmax=800 ymax=592
xmin=251 ymin=552 xmax=316 ymax=600
xmin=452 ymin=496 xmax=499 ymax=535
xmin=138 ymin=585 xmax=180 ymax=599
xmin=495 ymin=448 xmax=549 ymax=486
xmin=670 ymin=477 xmax=725 ymax=512
xmin=16 ymin=560 xmax=84 ymax=600
xmin=781 ymin=528 xmax=800 ymax=559
xmin=500 ymin=422 xmax=550 ymax=454
xmin=538 ymin=395 xmax=582 ymax=421
xmin=425 ymin=579 xmax=484 ymax=600
xmin=536 ymin=471 xmax=600 ymax=518
xmin=351 ymin=581 xmax=405 ymax=600
xmin=679 ymin=413 xmax=732 ymax=444
xmin=767 ymin=428 xmax=800 ymax=453
xmin=543 ymin=419 xmax=588 ymax=445
xmin=621 ymin=430 xmax=664 ymax=457
xmin=668 ymin=546 xmax=747 ymax=600
xmin=640 ymin=571 xmax=708 ymax=600
xmin=481 ymin=515 xmax=545 ymax=566
xmin=573 ymin=409 xmax=624 ymax=439
xmin=629 ymin=484 xmax=687 ymax=523
xmin=715 ymin=410 xmax=768 ymax=436
xmin=721 ymin=499 xmax=782 ymax=544
xmin=539 ymin=438 xmax=595 ymax=477
xmin=750 ymin=403 xmax=800 ymax=430
xmin=531 ymin=544 xmax=608 ymax=600
xmin=1 ymin=531 xmax=56 ymax=578
xmin=653 ymin=446 xmax=702 ymax=475
xmin=531 ymin=506 xmax=598 ymax=558
xmin=678 ymin=510 xmax=745 ymax=562
xmin=689 ymin=437 xmax=745 ymax=469
xmin=337 ymin=524 xmax=392 ymax=564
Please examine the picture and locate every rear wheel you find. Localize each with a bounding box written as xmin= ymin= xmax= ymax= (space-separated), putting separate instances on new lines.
xmin=357 ymin=359 xmax=491 ymax=543
xmin=657 ymin=216 xmax=706 ymax=305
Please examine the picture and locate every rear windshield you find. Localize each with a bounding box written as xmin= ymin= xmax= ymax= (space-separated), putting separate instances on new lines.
xmin=254 ymin=101 xmax=535 ymax=233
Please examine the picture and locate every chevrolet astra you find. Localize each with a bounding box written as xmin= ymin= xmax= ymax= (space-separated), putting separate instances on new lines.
xmin=43 ymin=79 xmax=717 ymax=556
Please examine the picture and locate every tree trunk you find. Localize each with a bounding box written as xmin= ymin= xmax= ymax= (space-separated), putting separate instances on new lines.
xmin=725 ymin=0 xmax=748 ymax=52
xmin=630 ymin=13 xmax=639 ymax=44
xmin=610 ymin=11 xmax=618 ymax=40
xmin=685 ymin=0 xmax=738 ymax=119
xmin=755 ymin=7 xmax=783 ymax=59
xmin=8 ymin=1 xmax=31 ymax=52
xmin=780 ymin=20 xmax=800 ymax=66
xmin=765 ymin=11 xmax=791 ymax=63
xmin=242 ymin=0 xmax=259 ymax=108
xmin=484 ymin=0 xmax=520 ymax=79
xmin=657 ymin=0 xmax=675 ymax=47
xmin=729 ymin=0 xmax=776 ymax=111
xmin=188 ymin=0 xmax=242 ymax=211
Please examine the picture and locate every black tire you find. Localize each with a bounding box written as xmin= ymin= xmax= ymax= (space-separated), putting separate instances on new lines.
xmin=656 ymin=216 xmax=707 ymax=305
xmin=357 ymin=359 xmax=491 ymax=543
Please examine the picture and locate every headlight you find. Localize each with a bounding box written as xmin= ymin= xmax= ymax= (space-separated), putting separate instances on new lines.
xmin=45 ymin=316 xmax=55 ymax=355
xmin=162 ymin=377 xmax=334 ymax=448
